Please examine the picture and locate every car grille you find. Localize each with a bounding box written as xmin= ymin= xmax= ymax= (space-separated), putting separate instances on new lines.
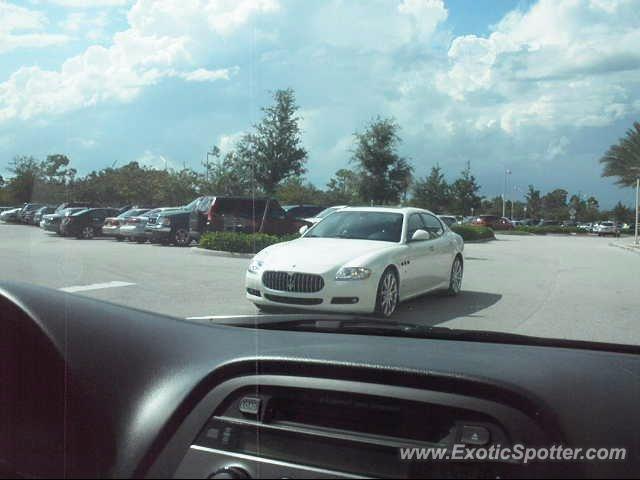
xmin=262 ymin=271 xmax=324 ymax=293
xmin=264 ymin=294 xmax=323 ymax=305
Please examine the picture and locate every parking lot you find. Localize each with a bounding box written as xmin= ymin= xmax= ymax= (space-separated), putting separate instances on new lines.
xmin=2 ymin=222 xmax=639 ymax=345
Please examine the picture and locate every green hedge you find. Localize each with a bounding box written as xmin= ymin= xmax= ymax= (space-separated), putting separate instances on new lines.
xmin=514 ymin=226 xmax=580 ymax=235
xmin=200 ymin=231 xmax=299 ymax=253
xmin=451 ymin=225 xmax=495 ymax=241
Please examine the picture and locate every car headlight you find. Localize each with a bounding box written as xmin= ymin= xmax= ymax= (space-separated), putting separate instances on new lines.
xmin=160 ymin=217 xmax=171 ymax=226
xmin=248 ymin=259 xmax=264 ymax=273
xmin=335 ymin=267 xmax=372 ymax=281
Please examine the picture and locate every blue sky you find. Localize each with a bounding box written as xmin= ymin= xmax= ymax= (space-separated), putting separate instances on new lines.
xmin=1 ymin=0 xmax=639 ymax=208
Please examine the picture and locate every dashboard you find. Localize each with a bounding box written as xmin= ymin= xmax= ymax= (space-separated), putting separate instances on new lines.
xmin=1 ymin=281 xmax=639 ymax=478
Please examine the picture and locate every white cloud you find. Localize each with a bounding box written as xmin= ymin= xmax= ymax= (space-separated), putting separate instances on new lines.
xmin=178 ymin=66 xmax=239 ymax=82
xmin=59 ymin=10 xmax=110 ymax=41
xmin=135 ymin=149 xmax=175 ymax=169
xmin=397 ymin=0 xmax=448 ymax=40
xmin=0 ymin=1 xmax=69 ymax=53
xmin=46 ymin=0 xmax=131 ymax=7
xmin=311 ymin=0 xmax=447 ymax=53
xmin=0 ymin=0 xmax=280 ymax=122
xmin=218 ymin=132 xmax=243 ymax=154
xmin=434 ymin=0 xmax=640 ymax=132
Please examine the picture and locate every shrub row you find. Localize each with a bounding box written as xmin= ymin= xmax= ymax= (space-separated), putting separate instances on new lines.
xmin=451 ymin=225 xmax=495 ymax=242
xmin=514 ymin=226 xmax=580 ymax=235
xmin=199 ymin=231 xmax=299 ymax=253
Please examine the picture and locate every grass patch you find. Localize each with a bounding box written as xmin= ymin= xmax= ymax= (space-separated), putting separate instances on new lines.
xmin=451 ymin=225 xmax=495 ymax=241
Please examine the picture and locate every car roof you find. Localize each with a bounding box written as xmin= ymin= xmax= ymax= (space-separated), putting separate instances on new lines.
xmin=340 ymin=206 xmax=437 ymax=216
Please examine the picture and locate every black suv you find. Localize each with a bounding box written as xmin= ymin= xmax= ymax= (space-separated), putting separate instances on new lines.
xmin=60 ymin=208 xmax=119 ymax=239
xmin=188 ymin=196 xmax=309 ymax=241
xmin=145 ymin=204 xmax=193 ymax=247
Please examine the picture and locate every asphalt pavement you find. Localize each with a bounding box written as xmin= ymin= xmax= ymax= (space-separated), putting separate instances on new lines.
xmin=1 ymin=222 xmax=639 ymax=345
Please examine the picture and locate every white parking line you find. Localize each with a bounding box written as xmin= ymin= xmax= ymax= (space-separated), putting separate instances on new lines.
xmin=59 ymin=281 xmax=136 ymax=293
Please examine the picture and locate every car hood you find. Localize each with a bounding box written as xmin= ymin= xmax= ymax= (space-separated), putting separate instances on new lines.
xmin=259 ymin=237 xmax=397 ymax=272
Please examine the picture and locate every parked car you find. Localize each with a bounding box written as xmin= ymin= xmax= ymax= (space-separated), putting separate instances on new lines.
xmin=188 ymin=196 xmax=309 ymax=242
xmin=146 ymin=208 xmax=194 ymax=247
xmin=30 ymin=206 xmax=56 ymax=226
xmin=577 ymin=222 xmax=593 ymax=232
xmin=18 ymin=203 xmax=45 ymax=223
xmin=60 ymin=208 xmax=119 ymax=239
xmin=119 ymin=207 xmax=181 ymax=243
xmin=102 ymin=208 xmax=151 ymax=241
xmin=0 ymin=207 xmax=22 ymax=223
xmin=41 ymin=207 xmax=88 ymax=233
xmin=537 ymin=219 xmax=562 ymax=227
xmin=437 ymin=215 xmax=460 ymax=227
xmin=595 ymin=221 xmax=621 ymax=237
xmin=54 ymin=202 xmax=91 ymax=213
xmin=246 ymin=207 xmax=464 ymax=317
xmin=303 ymin=205 xmax=347 ymax=224
xmin=471 ymin=215 xmax=514 ymax=230
xmin=282 ymin=204 xmax=326 ymax=220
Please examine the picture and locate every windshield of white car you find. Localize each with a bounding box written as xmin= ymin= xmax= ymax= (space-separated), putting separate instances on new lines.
xmin=315 ymin=206 xmax=342 ymax=219
xmin=305 ymin=211 xmax=403 ymax=242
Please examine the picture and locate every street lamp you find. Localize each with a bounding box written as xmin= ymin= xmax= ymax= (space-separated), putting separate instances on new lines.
xmin=635 ymin=178 xmax=639 ymax=246
xmin=502 ymin=169 xmax=512 ymax=218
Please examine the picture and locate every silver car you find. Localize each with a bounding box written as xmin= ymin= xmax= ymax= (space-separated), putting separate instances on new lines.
xmin=596 ymin=221 xmax=621 ymax=237
xmin=119 ymin=207 xmax=180 ymax=243
xmin=103 ymin=209 xmax=151 ymax=241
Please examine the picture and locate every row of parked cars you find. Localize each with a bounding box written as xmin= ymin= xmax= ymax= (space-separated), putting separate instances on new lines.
xmin=1 ymin=198 xmax=334 ymax=246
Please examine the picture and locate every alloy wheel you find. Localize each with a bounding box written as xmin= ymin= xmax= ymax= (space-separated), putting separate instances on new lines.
xmin=448 ymin=257 xmax=463 ymax=295
xmin=174 ymin=229 xmax=190 ymax=247
xmin=377 ymin=270 xmax=399 ymax=318
xmin=82 ymin=226 xmax=94 ymax=239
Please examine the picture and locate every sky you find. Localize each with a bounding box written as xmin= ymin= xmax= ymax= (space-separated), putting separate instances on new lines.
xmin=0 ymin=0 xmax=639 ymax=208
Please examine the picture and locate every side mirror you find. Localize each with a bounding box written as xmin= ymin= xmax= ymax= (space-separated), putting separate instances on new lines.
xmin=299 ymin=225 xmax=309 ymax=235
xmin=410 ymin=229 xmax=430 ymax=242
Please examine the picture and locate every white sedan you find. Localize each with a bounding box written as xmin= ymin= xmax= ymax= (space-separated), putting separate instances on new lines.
xmin=245 ymin=207 xmax=464 ymax=317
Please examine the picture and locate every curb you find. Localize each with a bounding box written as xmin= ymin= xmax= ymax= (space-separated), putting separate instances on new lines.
xmin=609 ymin=242 xmax=640 ymax=255
xmin=190 ymin=247 xmax=254 ymax=259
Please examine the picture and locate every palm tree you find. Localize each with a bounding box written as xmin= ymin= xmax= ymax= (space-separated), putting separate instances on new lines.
xmin=600 ymin=121 xmax=640 ymax=187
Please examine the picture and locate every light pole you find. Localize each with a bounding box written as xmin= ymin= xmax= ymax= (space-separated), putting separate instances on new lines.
xmin=502 ymin=169 xmax=511 ymax=218
xmin=635 ymin=178 xmax=639 ymax=246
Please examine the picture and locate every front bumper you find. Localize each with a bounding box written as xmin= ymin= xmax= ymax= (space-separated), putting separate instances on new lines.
xmin=145 ymin=225 xmax=172 ymax=241
xmin=102 ymin=225 xmax=122 ymax=237
xmin=245 ymin=270 xmax=377 ymax=314
xmin=120 ymin=225 xmax=145 ymax=237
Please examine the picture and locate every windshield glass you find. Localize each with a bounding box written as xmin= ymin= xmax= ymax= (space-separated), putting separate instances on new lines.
xmin=306 ymin=211 xmax=403 ymax=242
xmin=0 ymin=0 xmax=639 ymax=351
xmin=316 ymin=206 xmax=343 ymax=219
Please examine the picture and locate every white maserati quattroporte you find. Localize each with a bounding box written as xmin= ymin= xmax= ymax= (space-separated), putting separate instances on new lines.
xmin=245 ymin=207 xmax=464 ymax=317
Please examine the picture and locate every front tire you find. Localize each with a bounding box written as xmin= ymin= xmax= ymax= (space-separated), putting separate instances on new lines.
xmin=375 ymin=268 xmax=399 ymax=318
xmin=446 ymin=256 xmax=463 ymax=296
xmin=174 ymin=228 xmax=190 ymax=247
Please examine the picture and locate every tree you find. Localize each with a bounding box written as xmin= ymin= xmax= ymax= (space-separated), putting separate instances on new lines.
xmin=6 ymin=156 xmax=42 ymax=203
xmin=611 ymin=201 xmax=634 ymax=223
xmin=480 ymin=196 xmax=503 ymax=216
xmin=411 ymin=165 xmax=450 ymax=212
xmin=276 ymin=177 xmax=324 ymax=204
xmin=525 ymin=185 xmax=542 ymax=220
xmin=351 ymin=117 xmax=413 ymax=204
xmin=325 ymin=168 xmax=361 ymax=204
xmin=449 ymin=162 xmax=481 ymax=215
xmin=238 ymin=88 xmax=307 ymax=195
xmin=600 ymin=121 xmax=640 ymax=187
xmin=201 ymin=151 xmax=253 ymax=196
xmin=542 ymin=189 xmax=569 ymax=220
